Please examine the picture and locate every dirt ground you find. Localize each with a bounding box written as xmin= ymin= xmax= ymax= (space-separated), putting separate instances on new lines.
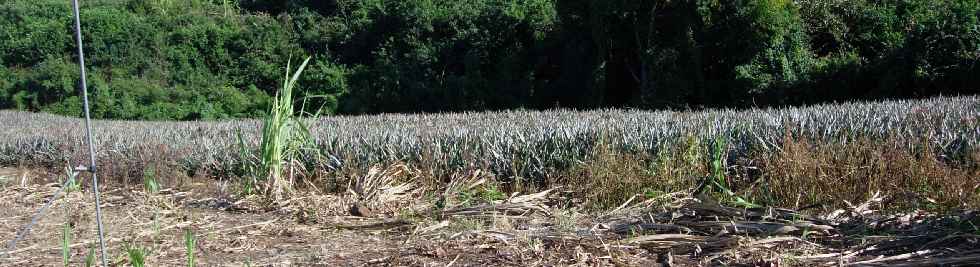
xmin=1 ymin=167 xmax=978 ymax=266
xmin=0 ymin=167 xmax=659 ymax=266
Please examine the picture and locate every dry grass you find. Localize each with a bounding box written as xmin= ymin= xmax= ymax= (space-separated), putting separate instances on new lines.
xmin=538 ymin=134 xmax=979 ymax=213
xmin=759 ymin=136 xmax=980 ymax=211
xmin=1 ymin=165 xmax=978 ymax=266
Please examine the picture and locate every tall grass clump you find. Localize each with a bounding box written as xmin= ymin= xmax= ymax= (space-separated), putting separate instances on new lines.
xmin=257 ymin=57 xmax=315 ymax=200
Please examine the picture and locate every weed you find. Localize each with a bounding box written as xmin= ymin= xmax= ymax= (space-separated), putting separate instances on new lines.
xmin=553 ymin=209 xmax=580 ymax=233
xmin=207 ymin=224 xmax=217 ymax=242
xmin=236 ymin=128 xmax=258 ymax=195
xmin=143 ymin=166 xmax=159 ymax=194
xmin=480 ymin=184 xmax=506 ymax=203
xmin=125 ymin=244 xmax=149 ymax=267
xmin=152 ymin=214 xmax=161 ymax=241
xmin=185 ymin=230 xmax=197 ymax=267
xmin=708 ymin=135 xmax=759 ymax=208
xmin=61 ymin=223 xmax=71 ymax=267
xmin=258 ymin=57 xmax=315 ymax=200
xmin=62 ymin=166 xmax=80 ymax=193
xmin=683 ymin=134 xmax=704 ymax=173
xmin=395 ymin=206 xmax=427 ymax=223
xmin=520 ymin=234 xmax=544 ymax=254
xmin=711 ymin=135 xmax=728 ymax=190
xmin=84 ymin=245 xmax=95 ymax=267
xmin=454 ymin=183 xmax=506 ymax=207
xmin=643 ymin=188 xmax=664 ymax=199
xmin=61 ymin=165 xmax=78 ymax=267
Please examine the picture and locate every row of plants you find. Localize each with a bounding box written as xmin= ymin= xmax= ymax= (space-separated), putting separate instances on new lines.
xmin=1 ymin=96 xmax=977 ymax=209
xmin=2 ymin=95 xmax=976 ymax=176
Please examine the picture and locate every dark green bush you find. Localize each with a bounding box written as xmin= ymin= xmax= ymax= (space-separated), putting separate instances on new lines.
xmin=0 ymin=1 xmax=72 ymax=67
xmin=799 ymin=0 xmax=980 ymax=99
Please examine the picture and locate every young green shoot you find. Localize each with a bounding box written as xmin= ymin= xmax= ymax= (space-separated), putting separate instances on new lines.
xmin=61 ymin=165 xmax=78 ymax=267
xmin=143 ymin=166 xmax=159 ymax=194
xmin=185 ymin=230 xmax=197 ymax=267
xmin=126 ymin=244 xmax=148 ymax=267
xmin=61 ymin=223 xmax=71 ymax=267
xmin=84 ymin=245 xmax=96 ymax=267
xmin=709 ymin=135 xmax=759 ymax=208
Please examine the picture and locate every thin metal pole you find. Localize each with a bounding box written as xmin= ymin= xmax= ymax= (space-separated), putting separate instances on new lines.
xmin=70 ymin=0 xmax=109 ymax=266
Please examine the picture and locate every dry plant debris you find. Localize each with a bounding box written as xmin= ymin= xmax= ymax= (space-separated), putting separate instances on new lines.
xmin=1 ymin=168 xmax=978 ymax=266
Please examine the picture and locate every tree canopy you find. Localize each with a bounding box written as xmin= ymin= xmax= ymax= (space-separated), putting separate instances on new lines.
xmin=1 ymin=0 xmax=977 ymax=120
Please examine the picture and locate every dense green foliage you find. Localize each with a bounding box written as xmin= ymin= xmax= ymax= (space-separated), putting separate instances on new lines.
xmin=0 ymin=0 xmax=977 ymax=119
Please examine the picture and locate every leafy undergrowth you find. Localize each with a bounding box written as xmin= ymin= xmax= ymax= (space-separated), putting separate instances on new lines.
xmin=1 ymin=167 xmax=977 ymax=266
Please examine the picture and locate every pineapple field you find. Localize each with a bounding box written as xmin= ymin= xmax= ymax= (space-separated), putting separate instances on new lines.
xmin=1 ymin=96 xmax=978 ymax=266
xmin=3 ymin=0 xmax=979 ymax=265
